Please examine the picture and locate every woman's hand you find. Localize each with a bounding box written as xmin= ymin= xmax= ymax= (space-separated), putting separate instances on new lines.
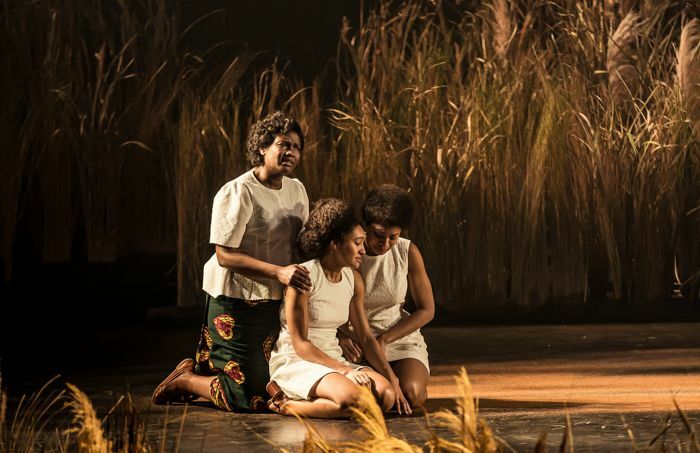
xmin=344 ymin=369 xmax=372 ymax=387
xmin=391 ymin=377 xmax=412 ymax=415
xmin=338 ymin=330 xmax=364 ymax=363
xmin=276 ymin=264 xmax=312 ymax=292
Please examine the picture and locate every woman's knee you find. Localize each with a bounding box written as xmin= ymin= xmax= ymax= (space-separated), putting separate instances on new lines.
xmin=379 ymin=385 xmax=395 ymax=412
xmin=334 ymin=387 xmax=361 ymax=409
xmin=367 ymin=374 xmax=395 ymax=412
xmin=316 ymin=374 xmax=361 ymax=409
xmin=402 ymin=382 xmax=427 ymax=408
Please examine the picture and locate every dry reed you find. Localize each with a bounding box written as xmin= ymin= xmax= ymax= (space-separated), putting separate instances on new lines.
xmin=607 ymin=11 xmax=643 ymax=111
xmin=490 ymin=0 xmax=514 ymax=65
xmin=342 ymin=387 xmax=419 ymax=452
xmin=172 ymin=51 xmax=259 ymax=306
xmin=65 ymin=383 xmax=111 ymax=453
xmin=2 ymin=371 xmax=700 ymax=451
xmin=0 ymin=374 xmax=66 ymax=452
xmin=2 ymin=0 xmax=700 ymax=312
xmin=678 ymin=18 xmax=700 ymax=141
xmin=427 ymin=368 xmax=502 ymax=452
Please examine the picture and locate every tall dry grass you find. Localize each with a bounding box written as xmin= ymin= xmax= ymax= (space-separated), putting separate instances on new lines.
xmin=427 ymin=368 xmax=502 ymax=452
xmin=679 ymin=18 xmax=700 ymax=141
xmin=330 ymin=1 xmax=585 ymax=310
xmin=0 ymin=375 xmax=66 ymax=452
xmin=172 ymin=57 xmax=251 ymax=307
xmin=2 ymin=0 xmax=699 ymax=312
xmin=0 ymin=374 xmax=159 ymax=452
xmin=65 ymin=383 xmax=111 ymax=452
xmin=329 ymin=0 xmax=700 ymax=312
xmin=676 ymin=17 xmax=700 ymax=303
xmin=0 ymin=0 xmax=190 ymax=270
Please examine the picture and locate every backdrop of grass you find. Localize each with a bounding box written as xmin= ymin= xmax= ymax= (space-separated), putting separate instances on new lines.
xmin=1 ymin=0 xmax=700 ymax=342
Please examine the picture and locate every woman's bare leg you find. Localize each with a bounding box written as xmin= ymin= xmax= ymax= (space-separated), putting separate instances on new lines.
xmin=274 ymin=373 xmax=361 ymax=419
xmin=390 ymin=358 xmax=429 ymax=408
xmin=179 ymin=373 xmax=216 ymax=400
xmin=157 ymin=370 xmax=216 ymax=402
xmin=361 ymin=369 xmax=396 ymax=412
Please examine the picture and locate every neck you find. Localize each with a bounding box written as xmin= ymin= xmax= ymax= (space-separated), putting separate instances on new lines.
xmin=364 ymin=241 xmax=379 ymax=256
xmin=319 ymin=254 xmax=343 ymax=282
xmin=253 ymin=166 xmax=283 ymax=189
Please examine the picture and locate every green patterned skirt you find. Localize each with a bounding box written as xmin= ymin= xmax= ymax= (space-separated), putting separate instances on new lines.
xmin=194 ymin=294 xmax=281 ymax=412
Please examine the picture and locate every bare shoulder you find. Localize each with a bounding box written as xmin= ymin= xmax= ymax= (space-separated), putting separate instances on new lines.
xmin=352 ymin=269 xmax=366 ymax=292
xmin=408 ymin=242 xmax=427 ymax=270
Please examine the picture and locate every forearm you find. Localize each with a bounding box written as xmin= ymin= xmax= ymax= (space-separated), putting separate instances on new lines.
xmin=292 ymin=339 xmax=353 ymax=373
xmin=378 ymin=308 xmax=433 ymax=344
xmin=358 ymin=335 xmax=396 ymax=381
xmin=216 ymin=248 xmax=281 ymax=280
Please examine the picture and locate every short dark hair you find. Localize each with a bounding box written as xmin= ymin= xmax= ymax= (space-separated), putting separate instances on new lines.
xmin=246 ymin=111 xmax=304 ymax=167
xmin=297 ymin=198 xmax=362 ymax=260
xmin=362 ymin=184 xmax=413 ymax=229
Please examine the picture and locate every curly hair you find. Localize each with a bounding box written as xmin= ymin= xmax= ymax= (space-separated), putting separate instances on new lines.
xmin=362 ymin=184 xmax=413 ymax=229
xmin=246 ymin=111 xmax=304 ymax=167
xmin=297 ymin=198 xmax=362 ymax=260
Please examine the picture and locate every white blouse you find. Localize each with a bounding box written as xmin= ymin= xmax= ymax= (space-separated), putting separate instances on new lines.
xmin=202 ymin=170 xmax=309 ymax=301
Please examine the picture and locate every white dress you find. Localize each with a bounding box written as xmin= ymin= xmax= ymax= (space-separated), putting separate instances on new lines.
xmin=359 ymin=237 xmax=430 ymax=372
xmin=269 ymin=260 xmax=367 ymax=400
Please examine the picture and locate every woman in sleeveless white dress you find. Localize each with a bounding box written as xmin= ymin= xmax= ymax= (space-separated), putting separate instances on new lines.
xmin=339 ymin=185 xmax=434 ymax=409
xmin=268 ymin=199 xmax=412 ymax=418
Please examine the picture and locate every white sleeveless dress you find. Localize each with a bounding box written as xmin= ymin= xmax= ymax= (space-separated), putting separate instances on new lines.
xmin=359 ymin=238 xmax=430 ymax=372
xmin=269 ymin=259 xmax=367 ymax=400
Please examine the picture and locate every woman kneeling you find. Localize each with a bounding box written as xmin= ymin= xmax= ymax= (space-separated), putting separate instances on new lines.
xmin=268 ymin=199 xmax=411 ymax=418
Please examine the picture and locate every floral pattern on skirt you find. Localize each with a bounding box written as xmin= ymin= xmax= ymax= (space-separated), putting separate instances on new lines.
xmin=195 ymin=326 xmax=212 ymax=366
xmin=213 ymin=314 xmax=235 ymax=340
xmin=193 ymin=295 xmax=281 ymax=412
xmin=262 ymin=330 xmax=279 ymax=362
xmin=209 ymin=377 xmax=233 ymax=412
xmin=224 ymin=360 xmax=245 ymax=384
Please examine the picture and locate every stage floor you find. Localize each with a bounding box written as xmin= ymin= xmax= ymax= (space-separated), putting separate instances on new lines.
xmin=6 ymin=322 xmax=700 ymax=451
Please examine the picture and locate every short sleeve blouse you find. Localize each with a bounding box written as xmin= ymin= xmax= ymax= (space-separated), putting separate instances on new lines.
xmin=202 ymin=170 xmax=309 ymax=301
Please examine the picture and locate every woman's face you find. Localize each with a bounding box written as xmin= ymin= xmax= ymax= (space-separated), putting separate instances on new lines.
xmin=334 ymin=225 xmax=366 ymax=269
xmin=260 ymin=131 xmax=302 ymax=175
xmin=365 ymin=223 xmax=401 ymax=256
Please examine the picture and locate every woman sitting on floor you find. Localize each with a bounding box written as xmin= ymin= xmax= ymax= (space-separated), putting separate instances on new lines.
xmin=338 ymin=184 xmax=434 ymax=409
xmin=267 ymin=198 xmax=411 ymax=418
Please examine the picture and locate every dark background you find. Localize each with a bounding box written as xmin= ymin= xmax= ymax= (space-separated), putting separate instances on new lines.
xmin=179 ymin=1 xmax=365 ymax=82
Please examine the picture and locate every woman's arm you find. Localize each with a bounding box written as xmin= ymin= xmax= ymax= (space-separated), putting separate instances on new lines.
xmin=216 ymin=245 xmax=312 ymax=293
xmin=286 ymin=287 xmax=355 ymax=373
xmin=349 ymin=271 xmax=411 ymax=414
xmin=376 ymin=243 xmax=435 ymax=346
